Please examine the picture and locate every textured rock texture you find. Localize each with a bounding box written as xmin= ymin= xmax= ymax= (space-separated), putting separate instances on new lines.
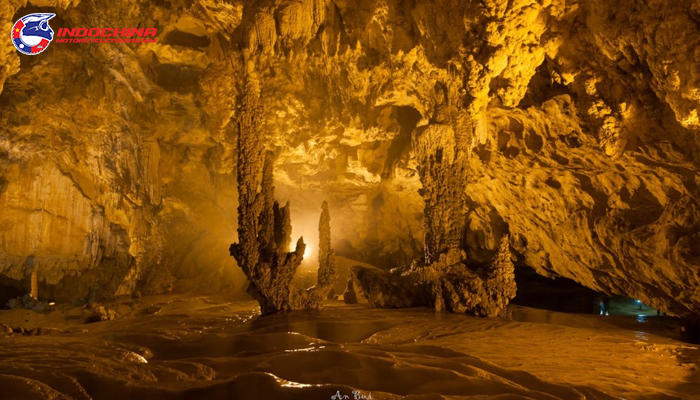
xmin=349 ymin=236 xmax=516 ymax=316
xmin=229 ymin=82 xmax=327 ymax=313
xmin=0 ymin=0 xmax=698 ymax=317
xmin=317 ymin=201 xmax=337 ymax=299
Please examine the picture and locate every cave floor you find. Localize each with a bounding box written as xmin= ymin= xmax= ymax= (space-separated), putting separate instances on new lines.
xmin=0 ymin=295 xmax=697 ymax=400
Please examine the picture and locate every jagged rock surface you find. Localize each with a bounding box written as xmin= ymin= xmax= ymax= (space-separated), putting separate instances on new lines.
xmin=229 ymin=82 xmax=326 ymax=314
xmin=352 ymin=110 xmax=518 ymax=315
xmin=0 ymin=0 xmax=697 ymax=317
xmin=350 ymin=236 xmax=517 ymax=316
xmin=349 ymin=264 xmax=430 ymax=309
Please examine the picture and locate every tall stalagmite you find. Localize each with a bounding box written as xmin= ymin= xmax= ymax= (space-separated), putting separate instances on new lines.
xmin=350 ymin=85 xmax=517 ymax=316
xmin=411 ymin=114 xmax=517 ymax=315
xmin=414 ymin=124 xmax=467 ymax=265
xmin=317 ymin=201 xmax=337 ymax=299
xmin=486 ymin=236 xmax=518 ymax=314
xmin=229 ymin=68 xmax=327 ymax=314
xmin=229 ymin=70 xmax=302 ymax=313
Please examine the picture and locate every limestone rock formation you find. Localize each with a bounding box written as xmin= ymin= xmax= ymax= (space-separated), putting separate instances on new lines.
xmin=414 ymin=123 xmax=468 ymax=265
xmin=0 ymin=0 xmax=698 ymax=319
xmin=342 ymin=278 xmax=358 ymax=304
xmin=350 ymin=236 xmax=517 ymax=316
xmin=84 ymin=305 xmax=118 ymax=324
xmin=350 ymin=100 xmax=518 ymax=315
xmin=317 ymin=201 xmax=337 ymax=299
xmin=228 ymin=91 xmax=304 ymax=312
xmin=349 ymin=264 xmax=429 ymax=308
xmin=229 ymin=78 xmax=326 ymax=314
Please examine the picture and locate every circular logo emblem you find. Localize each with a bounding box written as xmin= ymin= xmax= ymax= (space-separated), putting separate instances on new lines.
xmin=11 ymin=13 xmax=56 ymax=55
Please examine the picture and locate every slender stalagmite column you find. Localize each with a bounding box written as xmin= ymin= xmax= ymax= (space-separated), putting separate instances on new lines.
xmin=30 ymin=268 xmax=38 ymax=300
xmin=317 ymin=201 xmax=337 ymax=299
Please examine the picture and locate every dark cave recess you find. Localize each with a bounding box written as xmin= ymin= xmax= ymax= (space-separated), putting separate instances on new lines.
xmin=511 ymin=266 xmax=600 ymax=314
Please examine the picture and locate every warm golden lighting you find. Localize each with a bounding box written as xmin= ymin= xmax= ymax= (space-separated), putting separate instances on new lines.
xmin=303 ymin=242 xmax=312 ymax=260
xmin=0 ymin=2 xmax=697 ymax=400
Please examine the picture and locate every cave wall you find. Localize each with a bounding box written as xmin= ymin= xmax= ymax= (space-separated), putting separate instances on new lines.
xmin=0 ymin=0 xmax=698 ymax=315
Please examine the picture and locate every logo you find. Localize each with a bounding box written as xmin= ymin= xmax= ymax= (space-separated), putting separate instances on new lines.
xmin=56 ymin=27 xmax=158 ymax=43
xmin=10 ymin=12 xmax=157 ymax=53
xmin=11 ymin=13 xmax=55 ymax=55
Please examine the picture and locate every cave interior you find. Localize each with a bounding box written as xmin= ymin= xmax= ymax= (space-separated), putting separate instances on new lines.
xmin=0 ymin=0 xmax=699 ymax=399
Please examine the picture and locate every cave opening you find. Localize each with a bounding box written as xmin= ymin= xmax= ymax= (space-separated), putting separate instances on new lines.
xmin=0 ymin=278 xmax=23 ymax=308
xmin=512 ymin=266 xmax=667 ymax=317
xmin=511 ymin=266 xmax=600 ymax=314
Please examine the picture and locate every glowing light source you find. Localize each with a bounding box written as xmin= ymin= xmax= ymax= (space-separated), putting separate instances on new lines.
xmin=303 ymin=242 xmax=312 ymax=259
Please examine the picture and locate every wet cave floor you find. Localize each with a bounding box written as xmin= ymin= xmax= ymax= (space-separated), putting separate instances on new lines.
xmin=0 ymin=295 xmax=697 ymax=400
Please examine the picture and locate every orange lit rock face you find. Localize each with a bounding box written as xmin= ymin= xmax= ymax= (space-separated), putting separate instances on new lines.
xmin=0 ymin=1 xmax=698 ymax=315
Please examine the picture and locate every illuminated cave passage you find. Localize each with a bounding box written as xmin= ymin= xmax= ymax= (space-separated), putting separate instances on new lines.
xmin=1 ymin=0 xmax=699 ymax=399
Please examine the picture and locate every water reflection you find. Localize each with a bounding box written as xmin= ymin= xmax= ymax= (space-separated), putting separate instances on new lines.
xmin=284 ymin=346 xmax=325 ymax=353
xmin=271 ymin=373 xmax=318 ymax=388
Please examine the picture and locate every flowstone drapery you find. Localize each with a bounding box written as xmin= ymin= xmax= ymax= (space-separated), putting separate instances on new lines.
xmin=229 ymin=79 xmax=327 ymax=315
